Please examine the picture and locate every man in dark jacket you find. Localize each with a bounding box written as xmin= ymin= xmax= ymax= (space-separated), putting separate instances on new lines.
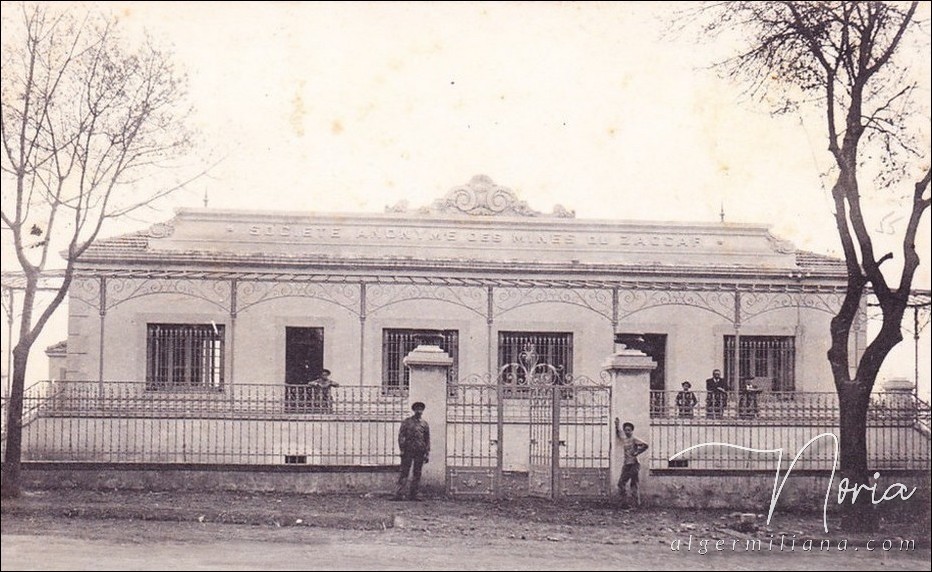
xmin=675 ymin=381 xmax=698 ymax=418
xmin=705 ymin=369 xmax=729 ymax=418
xmin=395 ymin=401 xmax=430 ymax=500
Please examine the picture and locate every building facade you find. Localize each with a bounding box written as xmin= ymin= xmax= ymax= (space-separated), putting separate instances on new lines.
xmin=16 ymin=176 xmax=932 ymax=502
xmin=63 ymin=175 xmax=861 ymax=397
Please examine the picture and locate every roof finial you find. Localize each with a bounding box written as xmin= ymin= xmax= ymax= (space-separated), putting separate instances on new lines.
xmin=719 ymin=201 xmax=725 ymax=223
xmin=203 ymin=188 xmax=209 ymax=208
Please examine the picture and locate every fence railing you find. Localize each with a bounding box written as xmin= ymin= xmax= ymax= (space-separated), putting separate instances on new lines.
xmin=7 ymin=380 xmax=407 ymax=465
xmin=915 ymin=396 xmax=932 ymax=435
xmin=4 ymin=381 xmax=929 ymax=472
xmin=649 ymin=390 xmax=932 ymax=471
xmin=43 ymin=381 xmax=406 ymax=420
xmin=1 ymin=381 xmax=64 ymax=458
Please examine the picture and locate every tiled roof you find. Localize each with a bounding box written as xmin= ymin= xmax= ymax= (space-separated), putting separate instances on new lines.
xmin=795 ymin=250 xmax=847 ymax=272
xmin=82 ymin=231 xmax=149 ymax=255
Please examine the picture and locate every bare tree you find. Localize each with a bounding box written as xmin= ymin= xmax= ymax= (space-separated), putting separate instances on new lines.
xmin=1 ymin=2 xmax=195 ymax=497
xmin=692 ymin=1 xmax=930 ymax=530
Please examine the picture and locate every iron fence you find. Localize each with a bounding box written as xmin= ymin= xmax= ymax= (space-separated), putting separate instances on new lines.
xmin=650 ymin=390 xmax=932 ymax=471
xmin=651 ymin=390 xmax=841 ymax=423
xmin=6 ymin=380 xmax=406 ymax=465
xmin=4 ymin=380 xmax=927 ymax=473
xmin=1 ymin=380 xmax=62 ymax=459
xmin=446 ymin=382 xmax=499 ymax=470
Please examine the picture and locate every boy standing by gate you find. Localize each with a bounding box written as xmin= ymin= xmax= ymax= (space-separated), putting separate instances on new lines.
xmin=615 ymin=418 xmax=648 ymax=507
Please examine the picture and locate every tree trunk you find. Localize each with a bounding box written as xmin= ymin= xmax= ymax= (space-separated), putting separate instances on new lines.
xmin=837 ymin=382 xmax=877 ymax=532
xmin=1 ymin=345 xmax=31 ymax=499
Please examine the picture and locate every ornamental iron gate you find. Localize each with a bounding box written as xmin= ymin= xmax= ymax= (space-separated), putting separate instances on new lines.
xmin=528 ymin=383 xmax=558 ymax=498
xmin=446 ymin=379 xmax=500 ymax=497
xmin=446 ymin=345 xmax=612 ymax=498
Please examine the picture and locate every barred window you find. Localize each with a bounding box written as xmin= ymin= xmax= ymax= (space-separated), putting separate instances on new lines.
xmin=498 ymin=331 xmax=573 ymax=385
xmin=382 ymin=329 xmax=459 ymax=392
xmin=146 ymin=323 xmax=225 ymax=390
xmin=724 ymin=335 xmax=795 ymax=392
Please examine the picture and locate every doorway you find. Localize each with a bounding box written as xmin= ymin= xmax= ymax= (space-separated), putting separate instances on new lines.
xmin=285 ymin=327 xmax=324 ymax=411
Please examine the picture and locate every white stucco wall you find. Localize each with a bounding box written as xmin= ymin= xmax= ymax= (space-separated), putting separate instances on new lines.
xmin=66 ymin=277 xmax=850 ymax=394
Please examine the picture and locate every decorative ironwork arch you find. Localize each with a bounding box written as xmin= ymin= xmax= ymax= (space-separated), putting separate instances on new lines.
xmin=236 ymin=281 xmax=361 ymax=316
xmin=492 ymin=287 xmax=613 ymax=322
xmin=70 ymin=277 xmax=102 ymax=310
xmin=739 ymin=291 xmax=797 ymax=324
xmin=617 ymin=289 xmax=735 ymax=324
xmin=105 ymin=277 xmax=232 ymax=312
xmin=365 ymin=283 xmax=487 ymax=318
xmin=797 ymin=292 xmax=846 ymax=316
xmin=739 ymin=291 xmax=844 ymax=323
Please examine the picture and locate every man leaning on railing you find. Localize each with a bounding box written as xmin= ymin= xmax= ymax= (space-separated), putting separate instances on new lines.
xmin=705 ymin=369 xmax=728 ymax=419
xmin=675 ymin=381 xmax=698 ymax=418
xmin=308 ymin=369 xmax=339 ymax=413
xmin=738 ymin=378 xmax=762 ymax=419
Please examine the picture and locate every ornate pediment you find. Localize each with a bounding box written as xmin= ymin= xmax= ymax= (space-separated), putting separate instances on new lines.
xmin=147 ymin=217 xmax=176 ymax=239
xmin=765 ymin=232 xmax=795 ymax=254
xmin=386 ymin=175 xmax=575 ymax=218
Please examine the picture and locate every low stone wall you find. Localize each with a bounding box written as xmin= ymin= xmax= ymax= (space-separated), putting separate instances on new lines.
xmin=645 ymin=470 xmax=931 ymax=515
xmin=15 ymin=463 xmax=400 ymax=495
xmin=10 ymin=463 xmax=929 ymax=515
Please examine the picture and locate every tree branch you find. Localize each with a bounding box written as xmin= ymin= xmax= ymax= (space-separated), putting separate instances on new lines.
xmin=897 ymin=167 xmax=932 ymax=299
xmin=865 ymin=1 xmax=918 ymax=76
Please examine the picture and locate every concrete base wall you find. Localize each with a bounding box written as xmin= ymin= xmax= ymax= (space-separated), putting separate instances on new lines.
xmin=645 ymin=471 xmax=932 ymax=515
xmin=10 ymin=464 xmax=929 ymax=514
xmin=14 ymin=464 xmax=400 ymax=495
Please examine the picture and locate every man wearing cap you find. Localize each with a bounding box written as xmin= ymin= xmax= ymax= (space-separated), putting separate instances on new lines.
xmin=395 ymin=401 xmax=430 ymax=500
xmin=308 ymin=368 xmax=339 ymax=413
xmin=675 ymin=381 xmax=698 ymax=418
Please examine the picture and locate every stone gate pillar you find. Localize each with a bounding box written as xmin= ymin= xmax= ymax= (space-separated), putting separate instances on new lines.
xmin=404 ymin=343 xmax=453 ymax=493
xmin=882 ymin=377 xmax=917 ymax=421
xmin=603 ymin=345 xmax=656 ymax=500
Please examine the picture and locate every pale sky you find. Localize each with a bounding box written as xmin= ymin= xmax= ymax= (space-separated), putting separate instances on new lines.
xmin=102 ymin=2 xmax=930 ymax=269
xmin=3 ymin=1 xmax=930 ymax=393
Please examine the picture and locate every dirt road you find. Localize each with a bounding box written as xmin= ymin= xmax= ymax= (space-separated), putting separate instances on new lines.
xmin=3 ymin=516 xmax=930 ymax=571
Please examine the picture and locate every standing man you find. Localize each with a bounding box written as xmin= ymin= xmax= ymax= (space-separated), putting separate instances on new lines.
xmin=308 ymin=368 xmax=340 ymax=412
xmin=395 ymin=401 xmax=430 ymax=501
xmin=675 ymin=381 xmax=698 ymax=418
xmin=705 ymin=368 xmax=729 ymax=419
xmin=738 ymin=377 xmax=762 ymax=419
xmin=615 ymin=418 xmax=648 ymax=507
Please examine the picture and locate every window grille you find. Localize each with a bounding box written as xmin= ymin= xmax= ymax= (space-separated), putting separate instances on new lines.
xmin=146 ymin=323 xmax=224 ymax=390
xmin=724 ymin=335 xmax=795 ymax=392
xmin=382 ymin=329 xmax=459 ymax=391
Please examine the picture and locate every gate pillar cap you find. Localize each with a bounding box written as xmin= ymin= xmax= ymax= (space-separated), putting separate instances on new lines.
xmin=404 ymin=344 xmax=454 ymax=367
xmin=602 ymin=345 xmax=656 ymax=371
xmin=882 ymin=377 xmax=913 ymax=393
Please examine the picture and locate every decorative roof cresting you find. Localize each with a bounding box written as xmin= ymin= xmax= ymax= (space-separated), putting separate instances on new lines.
xmin=386 ymin=175 xmax=575 ymax=218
